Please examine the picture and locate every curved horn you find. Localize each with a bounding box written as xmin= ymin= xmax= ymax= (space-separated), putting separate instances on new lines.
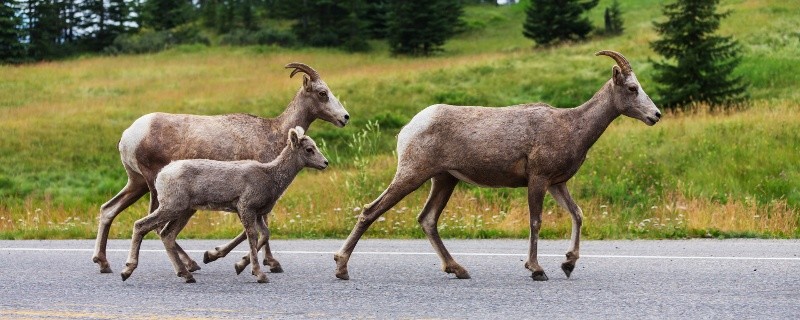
xmin=285 ymin=62 xmax=320 ymax=81
xmin=595 ymin=50 xmax=632 ymax=75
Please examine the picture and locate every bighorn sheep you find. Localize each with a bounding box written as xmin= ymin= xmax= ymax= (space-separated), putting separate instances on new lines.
xmin=334 ymin=51 xmax=661 ymax=281
xmin=121 ymin=127 xmax=328 ymax=283
xmin=93 ymin=63 xmax=348 ymax=274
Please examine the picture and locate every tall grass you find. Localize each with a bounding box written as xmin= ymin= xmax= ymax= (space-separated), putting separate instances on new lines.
xmin=0 ymin=0 xmax=798 ymax=239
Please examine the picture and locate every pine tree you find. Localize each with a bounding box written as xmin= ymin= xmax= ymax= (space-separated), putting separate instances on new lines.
xmin=604 ymin=0 xmax=623 ymax=35
xmin=274 ymin=0 xmax=370 ymax=50
xmin=27 ymin=0 xmax=67 ymax=60
xmin=522 ymin=0 xmax=598 ymax=46
xmin=141 ymin=0 xmax=194 ymax=31
xmin=386 ymin=0 xmax=464 ymax=56
xmin=0 ymin=0 xmax=26 ymax=63
xmin=650 ymin=0 xmax=747 ymax=109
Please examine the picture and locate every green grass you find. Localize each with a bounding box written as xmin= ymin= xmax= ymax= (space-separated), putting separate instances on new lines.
xmin=0 ymin=0 xmax=798 ymax=240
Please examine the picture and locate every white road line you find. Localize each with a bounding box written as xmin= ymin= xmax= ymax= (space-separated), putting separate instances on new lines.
xmin=0 ymin=247 xmax=798 ymax=261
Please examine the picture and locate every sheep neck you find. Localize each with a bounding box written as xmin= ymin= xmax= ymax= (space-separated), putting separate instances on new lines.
xmin=260 ymin=146 xmax=305 ymax=190
xmin=276 ymin=90 xmax=315 ymax=133
xmin=568 ymin=80 xmax=620 ymax=153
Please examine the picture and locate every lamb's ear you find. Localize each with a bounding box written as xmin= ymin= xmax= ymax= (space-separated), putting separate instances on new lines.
xmin=612 ymin=65 xmax=626 ymax=86
xmin=289 ymin=128 xmax=301 ymax=148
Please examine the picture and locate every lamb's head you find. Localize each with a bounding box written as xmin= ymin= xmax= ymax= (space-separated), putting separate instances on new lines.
xmin=288 ymin=126 xmax=328 ymax=170
xmin=596 ymin=50 xmax=662 ymax=126
xmin=286 ymin=62 xmax=350 ymax=128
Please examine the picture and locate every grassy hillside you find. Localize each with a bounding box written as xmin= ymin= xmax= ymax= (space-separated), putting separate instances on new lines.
xmin=1 ymin=0 xmax=798 ymax=240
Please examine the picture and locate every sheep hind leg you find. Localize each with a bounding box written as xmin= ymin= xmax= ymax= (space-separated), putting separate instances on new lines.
xmin=548 ymin=183 xmax=582 ymax=278
xmin=334 ymin=170 xmax=432 ymax=280
xmin=159 ymin=212 xmax=196 ymax=283
xmin=93 ymin=168 xmax=148 ymax=273
xmin=204 ymin=231 xmax=246 ymax=264
xmin=149 ymin=187 xmax=200 ymax=272
xmin=417 ymin=174 xmax=469 ymax=279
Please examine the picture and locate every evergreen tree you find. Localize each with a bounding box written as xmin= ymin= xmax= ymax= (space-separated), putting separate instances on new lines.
xmin=522 ymin=0 xmax=598 ymax=46
xmin=650 ymin=0 xmax=747 ymax=109
xmin=0 ymin=0 xmax=26 ymax=63
xmin=141 ymin=0 xmax=194 ymax=31
xmin=604 ymin=0 xmax=623 ymax=35
xmin=274 ymin=0 xmax=370 ymax=51
xmin=386 ymin=0 xmax=464 ymax=56
xmin=27 ymin=0 xmax=67 ymax=60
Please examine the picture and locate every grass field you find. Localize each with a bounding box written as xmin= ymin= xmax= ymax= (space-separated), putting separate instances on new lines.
xmin=1 ymin=0 xmax=798 ymax=240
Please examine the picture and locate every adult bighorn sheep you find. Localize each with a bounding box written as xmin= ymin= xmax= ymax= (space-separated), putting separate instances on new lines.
xmin=121 ymin=127 xmax=328 ymax=283
xmin=93 ymin=63 xmax=349 ymax=274
xmin=334 ymin=51 xmax=661 ymax=281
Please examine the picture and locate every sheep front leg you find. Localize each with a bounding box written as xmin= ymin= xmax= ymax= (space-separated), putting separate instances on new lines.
xmin=548 ymin=183 xmax=582 ymax=278
xmin=417 ymin=174 xmax=469 ymax=279
xmin=241 ymin=215 xmax=268 ymax=283
xmin=234 ymin=216 xmax=282 ymax=274
xmin=524 ymin=179 xmax=548 ymax=281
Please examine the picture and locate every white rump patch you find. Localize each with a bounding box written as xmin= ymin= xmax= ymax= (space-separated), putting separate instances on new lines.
xmin=119 ymin=113 xmax=155 ymax=175
xmin=397 ymin=105 xmax=438 ymax=159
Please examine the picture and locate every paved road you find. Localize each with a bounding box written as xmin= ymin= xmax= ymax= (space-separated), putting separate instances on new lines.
xmin=0 ymin=239 xmax=798 ymax=319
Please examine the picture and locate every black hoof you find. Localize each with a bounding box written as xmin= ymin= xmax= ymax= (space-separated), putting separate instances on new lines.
xmin=270 ymin=265 xmax=284 ymax=273
xmin=188 ymin=264 xmax=202 ymax=272
xmin=336 ymin=272 xmax=350 ymax=280
xmin=120 ymin=272 xmax=130 ymax=281
xmin=100 ymin=266 xmax=113 ymax=274
xmin=234 ymin=263 xmax=246 ymax=275
xmin=185 ymin=278 xmax=196 ymax=283
xmin=561 ymin=262 xmax=575 ymax=278
xmin=531 ymin=270 xmax=548 ymax=281
xmin=203 ymin=251 xmax=214 ymax=264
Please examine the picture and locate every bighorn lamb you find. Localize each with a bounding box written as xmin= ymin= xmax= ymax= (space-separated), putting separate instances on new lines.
xmin=93 ymin=63 xmax=348 ymax=274
xmin=121 ymin=127 xmax=328 ymax=283
xmin=334 ymin=51 xmax=661 ymax=281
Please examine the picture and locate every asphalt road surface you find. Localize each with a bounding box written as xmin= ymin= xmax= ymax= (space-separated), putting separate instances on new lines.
xmin=1 ymin=239 xmax=798 ymax=319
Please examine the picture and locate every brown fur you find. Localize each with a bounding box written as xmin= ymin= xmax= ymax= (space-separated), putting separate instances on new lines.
xmin=120 ymin=128 xmax=328 ymax=283
xmin=92 ymin=63 xmax=348 ymax=274
xmin=333 ymin=51 xmax=661 ymax=281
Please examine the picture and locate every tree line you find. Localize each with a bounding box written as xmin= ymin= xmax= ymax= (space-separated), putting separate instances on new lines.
xmin=0 ymin=0 xmax=467 ymax=62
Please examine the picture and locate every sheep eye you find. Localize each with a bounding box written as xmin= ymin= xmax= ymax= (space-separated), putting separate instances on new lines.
xmin=628 ymin=86 xmax=638 ymax=93
xmin=318 ymin=91 xmax=327 ymax=97
xmin=306 ymin=147 xmax=314 ymax=153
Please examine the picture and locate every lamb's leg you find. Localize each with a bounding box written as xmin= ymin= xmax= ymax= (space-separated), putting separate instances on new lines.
xmin=121 ymin=209 xmax=166 ymax=281
xmin=160 ymin=213 xmax=196 ymax=283
xmin=234 ymin=216 xmax=282 ymax=274
xmin=524 ymin=178 xmax=548 ymax=281
xmin=334 ymin=170 xmax=431 ymax=280
xmin=548 ymin=183 xmax=582 ymax=278
xmin=204 ymin=231 xmax=246 ymax=264
xmin=242 ymin=215 xmax=267 ymax=283
xmin=149 ymin=188 xmax=201 ymax=272
xmin=417 ymin=174 xmax=469 ymax=279
xmin=93 ymin=168 xmax=148 ymax=273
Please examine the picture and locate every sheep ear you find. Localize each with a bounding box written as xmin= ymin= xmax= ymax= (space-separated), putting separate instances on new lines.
xmin=289 ymin=129 xmax=301 ymax=147
xmin=303 ymin=75 xmax=311 ymax=92
xmin=612 ymin=65 xmax=626 ymax=86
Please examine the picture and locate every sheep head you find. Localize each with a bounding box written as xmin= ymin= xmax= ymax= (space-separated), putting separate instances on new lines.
xmin=288 ymin=126 xmax=328 ymax=170
xmin=596 ymin=50 xmax=661 ymax=126
xmin=286 ymin=63 xmax=350 ymax=128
